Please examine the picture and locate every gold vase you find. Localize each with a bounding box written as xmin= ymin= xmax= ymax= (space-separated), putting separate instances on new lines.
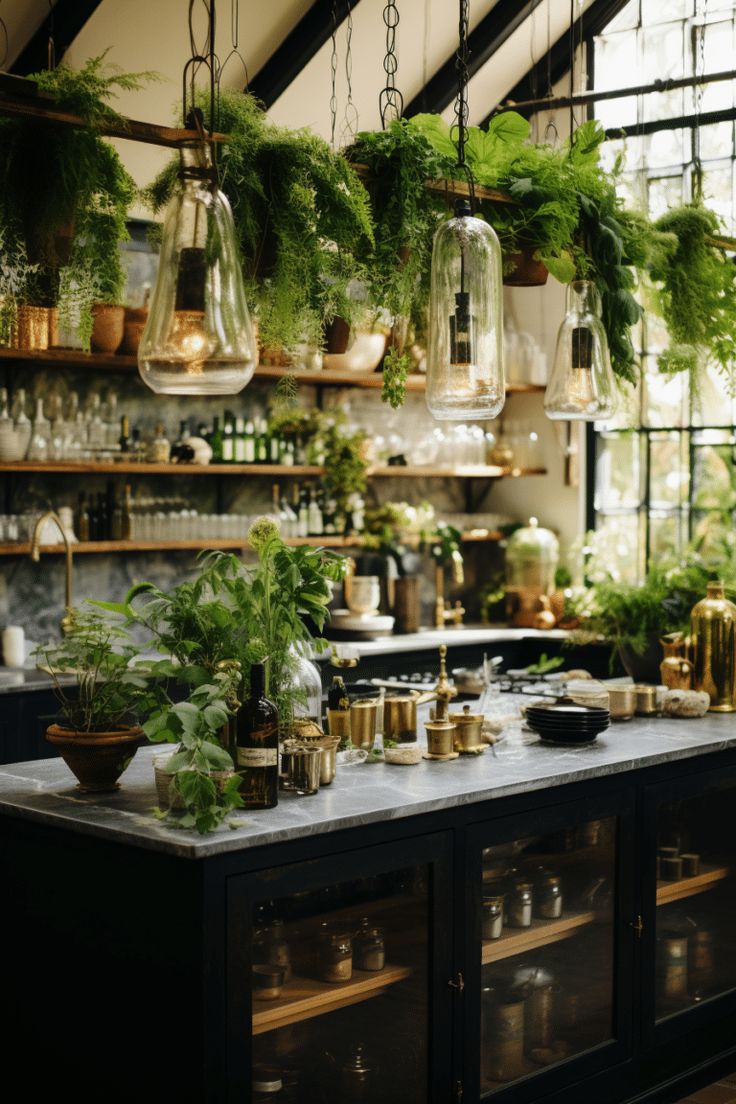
xmin=691 ymin=582 xmax=736 ymax=712
xmin=659 ymin=633 xmax=693 ymax=691
xmin=11 ymin=305 xmax=49 ymax=351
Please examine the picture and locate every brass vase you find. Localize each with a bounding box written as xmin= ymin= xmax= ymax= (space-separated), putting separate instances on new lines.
xmin=659 ymin=633 xmax=693 ymax=691
xmin=691 ymin=582 xmax=736 ymax=712
xmin=10 ymin=305 xmax=50 ymax=351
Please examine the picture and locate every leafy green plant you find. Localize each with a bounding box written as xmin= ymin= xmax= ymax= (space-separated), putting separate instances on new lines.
xmin=361 ymin=500 xmax=436 ymax=574
xmin=0 ymin=231 xmax=38 ymax=343
xmin=525 ymin=653 xmax=565 ymax=675
xmin=347 ymin=119 xmax=450 ymax=406
xmin=34 ymin=607 xmax=152 ymax=733
xmin=0 ymin=53 xmax=145 ymax=341
xmin=650 ymin=203 xmax=736 ymax=390
xmin=147 ymin=89 xmax=373 ymax=352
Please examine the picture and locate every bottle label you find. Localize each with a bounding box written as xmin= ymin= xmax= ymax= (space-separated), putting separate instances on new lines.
xmin=223 ymin=439 xmax=234 ymax=461
xmin=237 ymin=747 xmax=278 ymax=768
xmin=245 ymin=440 xmax=255 ymax=463
xmin=235 ymin=440 xmax=245 ymax=463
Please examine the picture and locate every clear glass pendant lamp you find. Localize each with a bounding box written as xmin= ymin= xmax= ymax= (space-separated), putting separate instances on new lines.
xmin=426 ymin=199 xmax=505 ymax=421
xmin=544 ymin=279 xmax=616 ymax=421
xmin=138 ymin=141 xmax=256 ymax=395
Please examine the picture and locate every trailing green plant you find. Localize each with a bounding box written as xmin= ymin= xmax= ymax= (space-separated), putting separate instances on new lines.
xmin=0 ymin=231 xmax=38 ymax=343
xmin=146 ymin=89 xmax=373 ymax=352
xmin=525 ymin=653 xmax=565 ymax=676
xmin=347 ymin=119 xmax=450 ymax=406
xmin=650 ymin=203 xmax=736 ymax=390
xmin=267 ymin=405 xmax=368 ymax=518
xmin=33 ymin=607 xmax=153 ymax=733
xmin=0 ymin=52 xmax=147 ymax=343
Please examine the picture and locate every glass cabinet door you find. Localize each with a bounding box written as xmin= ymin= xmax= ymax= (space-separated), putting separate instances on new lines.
xmin=474 ymin=810 xmax=627 ymax=1098
xmin=227 ymin=834 xmax=452 ymax=1104
xmin=654 ymin=777 xmax=736 ymax=1024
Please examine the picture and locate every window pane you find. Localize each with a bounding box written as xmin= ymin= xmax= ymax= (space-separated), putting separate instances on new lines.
xmin=649 ymin=509 xmax=689 ymax=559
xmin=594 ymin=512 xmax=646 ymax=583
xmin=643 ymin=361 xmax=690 ymax=428
xmin=595 ymin=432 xmax=643 ymax=510
xmin=649 ymin=432 xmax=690 ymax=509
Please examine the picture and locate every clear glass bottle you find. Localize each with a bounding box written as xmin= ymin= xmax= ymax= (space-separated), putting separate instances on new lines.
xmin=544 ymin=280 xmax=616 ymax=421
xmin=426 ymin=198 xmax=505 ymax=421
xmin=27 ymin=397 xmax=50 ymax=461
xmin=0 ymin=387 xmax=11 ymax=423
xmin=138 ymin=140 xmax=255 ymax=396
xmin=147 ymin=423 xmax=171 ymax=463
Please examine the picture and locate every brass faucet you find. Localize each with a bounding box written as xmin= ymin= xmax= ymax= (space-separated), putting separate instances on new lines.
xmin=30 ymin=510 xmax=74 ymax=635
xmin=434 ymin=556 xmax=466 ymax=629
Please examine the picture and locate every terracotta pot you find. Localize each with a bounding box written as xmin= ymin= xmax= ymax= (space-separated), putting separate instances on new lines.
xmin=11 ymin=305 xmax=49 ymax=351
xmin=120 ymin=307 xmax=148 ymax=356
xmin=90 ymin=304 xmax=125 ymax=354
xmin=503 ymin=250 xmax=549 ymax=288
xmin=46 ymin=723 xmax=144 ymax=792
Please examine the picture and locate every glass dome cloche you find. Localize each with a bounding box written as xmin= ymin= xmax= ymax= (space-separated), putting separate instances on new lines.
xmin=505 ymin=517 xmax=560 ymax=627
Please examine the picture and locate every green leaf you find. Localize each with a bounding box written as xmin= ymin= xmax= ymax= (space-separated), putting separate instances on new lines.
xmin=176 ymin=769 xmax=216 ymax=808
xmin=542 ymin=252 xmax=576 ymax=284
xmin=487 ymin=111 xmax=530 ymax=145
xmin=203 ymin=703 xmax=229 ymax=731
xmin=199 ymin=740 xmax=233 ymax=770
xmin=408 ymin=113 xmax=457 ymax=161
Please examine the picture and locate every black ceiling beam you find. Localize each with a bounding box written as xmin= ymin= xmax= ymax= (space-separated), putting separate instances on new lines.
xmin=11 ymin=0 xmax=103 ymax=76
xmin=404 ymin=0 xmax=546 ymax=118
xmin=481 ymin=0 xmax=631 ymax=127
xmin=248 ymin=0 xmax=362 ymax=109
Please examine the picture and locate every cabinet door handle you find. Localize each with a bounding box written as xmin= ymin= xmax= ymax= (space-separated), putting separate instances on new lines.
xmin=630 ymin=915 xmax=644 ymax=938
xmin=448 ymin=972 xmax=465 ymax=992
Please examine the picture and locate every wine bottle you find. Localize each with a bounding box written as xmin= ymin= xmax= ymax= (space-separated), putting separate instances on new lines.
xmin=244 ymin=418 xmax=256 ymax=464
xmin=210 ymin=416 xmax=223 ymax=462
xmin=236 ymin=662 xmax=279 ymax=810
xmin=76 ymin=492 xmax=90 ymax=542
xmin=121 ymin=484 xmax=133 ymax=541
xmin=222 ymin=413 xmax=234 ymax=462
xmin=119 ymin=414 xmax=130 ymax=454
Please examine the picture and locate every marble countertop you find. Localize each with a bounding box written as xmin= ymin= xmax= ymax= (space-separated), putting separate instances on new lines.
xmin=0 ymin=668 xmax=73 ymax=695
xmin=319 ymin=626 xmax=567 ymax=657
xmin=1 ymin=713 xmax=734 ymax=860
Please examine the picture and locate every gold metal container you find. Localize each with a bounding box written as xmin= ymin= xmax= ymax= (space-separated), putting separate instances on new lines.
xmin=607 ymin=685 xmax=636 ymax=720
xmin=659 ymin=633 xmax=693 ymax=691
xmin=11 ymin=305 xmax=49 ymax=351
xmin=425 ymin=719 xmax=456 ymax=757
xmin=327 ymin=707 xmax=351 ymax=744
xmin=289 ymin=719 xmax=340 ymax=785
xmin=449 ymin=704 xmax=485 ymax=754
xmin=691 ymin=581 xmax=736 ymax=712
xmin=383 ymin=694 xmax=418 ymax=742
xmin=349 ymin=699 xmax=379 ymax=750
xmin=634 ymin=684 xmax=659 ymax=716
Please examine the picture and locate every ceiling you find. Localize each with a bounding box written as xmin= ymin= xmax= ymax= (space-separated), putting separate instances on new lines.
xmin=2 ymin=0 xmax=622 ymax=191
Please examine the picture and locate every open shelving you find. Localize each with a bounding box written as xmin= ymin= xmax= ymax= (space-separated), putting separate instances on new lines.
xmin=482 ymin=910 xmax=597 ymax=965
xmin=251 ymin=964 xmax=412 ymax=1035
xmin=0 ymin=460 xmax=546 ymax=479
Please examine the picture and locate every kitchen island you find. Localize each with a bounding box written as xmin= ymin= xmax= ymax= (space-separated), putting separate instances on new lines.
xmin=2 ymin=715 xmax=736 ymax=1103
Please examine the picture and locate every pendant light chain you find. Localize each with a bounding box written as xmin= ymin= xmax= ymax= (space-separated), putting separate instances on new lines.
xmin=693 ymin=0 xmax=708 ymax=200
xmin=453 ymin=0 xmax=475 ymax=207
xmin=329 ymin=0 xmax=339 ymax=147
xmin=379 ymin=0 xmax=403 ymax=128
xmin=341 ymin=0 xmax=359 ymax=145
xmin=183 ymin=0 xmax=218 ymax=144
xmin=219 ymin=0 xmax=250 ymax=92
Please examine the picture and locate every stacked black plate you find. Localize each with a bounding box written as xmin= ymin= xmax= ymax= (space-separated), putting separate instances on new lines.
xmin=525 ymin=702 xmax=610 ymax=745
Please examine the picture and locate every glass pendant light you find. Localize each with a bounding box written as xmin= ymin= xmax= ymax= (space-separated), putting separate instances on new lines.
xmin=425 ymin=0 xmax=504 ymax=422
xmin=426 ymin=197 xmax=504 ymax=420
xmin=138 ymin=1 xmax=255 ymax=395
xmin=544 ymin=280 xmax=616 ymax=421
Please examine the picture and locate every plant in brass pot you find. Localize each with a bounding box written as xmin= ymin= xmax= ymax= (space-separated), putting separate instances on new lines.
xmin=0 ymin=232 xmax=39 ymax=346
xmin=34 ymin=607 xmax=151 ymax=792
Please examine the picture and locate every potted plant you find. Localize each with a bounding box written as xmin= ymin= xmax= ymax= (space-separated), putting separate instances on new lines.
xmin=0 ymin=232 xmax=40 ymax=349
xmin=34 ymin=608 xmax=150 ymax=792
xmin=146 ymin=89 xmax=373 ymax=360
xmin=0 ymin=52 xmax=146 ymax=350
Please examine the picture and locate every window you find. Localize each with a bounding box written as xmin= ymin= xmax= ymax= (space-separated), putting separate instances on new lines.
xmin=590 ymin=0 xmax=736 ymax=583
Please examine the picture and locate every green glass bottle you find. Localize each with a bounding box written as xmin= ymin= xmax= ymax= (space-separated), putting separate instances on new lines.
xmin=236 ymin=662 xmax=279 ymax=809
xmin=210 ymin=415 xmax=223 ymax=462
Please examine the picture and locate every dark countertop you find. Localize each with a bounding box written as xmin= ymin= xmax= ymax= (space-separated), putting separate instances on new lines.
xmin=0 ymin=714 xmax=734 ymax=860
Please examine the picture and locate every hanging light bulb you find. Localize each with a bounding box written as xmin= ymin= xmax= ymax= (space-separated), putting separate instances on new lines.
xmin=139 ymin=138 xmax=255 ymax=395
xmin=544 ymin=280 xmax=616 ymax=421
xmin=426 ymin=197 xmax=505 ymax=420
xmin=425 ymin=0 xmax=504 ymax=422
xmin=138 ymin=0 xmax=255 ymax=395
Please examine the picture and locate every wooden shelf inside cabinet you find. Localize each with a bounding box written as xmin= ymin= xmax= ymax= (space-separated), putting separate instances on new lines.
xmin=251 ymin=965 xmax=411 ymax=1035
xmin=482 ymin=910 xmax=596 ymax=965
xmin=656 ymin=865 xmax=729 ymax=906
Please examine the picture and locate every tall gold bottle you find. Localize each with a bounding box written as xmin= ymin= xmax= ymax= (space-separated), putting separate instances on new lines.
xmin=691 ymin=582 xmax=736 ymax=712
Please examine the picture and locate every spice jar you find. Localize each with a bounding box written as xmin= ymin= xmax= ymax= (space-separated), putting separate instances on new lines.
xmin=507 ymin=881 xmax=533 ymax=928
xmin=355 ymin=926 xmax=386 ymax=971
xmin=481 ymin=983 xmax=526 ymax=1083
xmin=681 ymin=853 xmax=700 ymax=878
xmin=482 ymin=895 xmax=504 ymax=940
xmin=536 ymin=874 xmax=563 ymax=920
xmin=660 ymin=856 xmax=683 ymax=881
xmin=252 ymin=964 xmax=286 ymax=1001
xmin=321 ymin=931 xmax=353 ymax=983
xmin=264 ymin=920 xmax=292 ymax=981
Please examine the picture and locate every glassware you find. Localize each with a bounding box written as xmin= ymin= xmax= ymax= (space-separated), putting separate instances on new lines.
xmin=426 ymin=199 xmax=505 ymax=421
xmin=27 ymin=397 xmax=50 ymax=461
xmin=545 ymin=280 xmax=616 ymax=421
xmin=286 ymin=643 xmax=323 ymax=723
xmin=354 ymin=925 xmax=386 ymax=971
xmin=138 ymin=140 xmax=256 ymax=395
xmin=320 ymin=931 xmax=353 ymax=983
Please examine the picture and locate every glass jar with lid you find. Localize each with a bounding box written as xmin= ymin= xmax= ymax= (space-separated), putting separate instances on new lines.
xmin=505 ymin=517 xmax=559 ymax=627
xmin=506 ymin=880 xmax=533 ymax=928
xmin=354 ymin=925 xmax=386 ymax=971
xmin=320 ymin=930 xmax=353 ymax=983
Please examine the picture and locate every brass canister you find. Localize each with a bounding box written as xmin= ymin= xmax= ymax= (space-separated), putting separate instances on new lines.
xmin=482 ymin=985 xmax=526 ymax=1083
xmin=10 ymin=305 xmax=49 ymax=351
xmin=383 ymin=694 xmax=418 ymax=742
xmin=349 ymin=699 xmax=378 ymax=750
xmin=691 ymin=581 xmax=736 ymax=712
xmin=449 ymin=704 xmax=485 ymax=753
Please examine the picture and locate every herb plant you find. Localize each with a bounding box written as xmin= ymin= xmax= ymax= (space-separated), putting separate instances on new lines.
xmin=34 ymin=607 xmax=152 ymax=733
xmin=0 ymin=232 xmax=38 ymax=343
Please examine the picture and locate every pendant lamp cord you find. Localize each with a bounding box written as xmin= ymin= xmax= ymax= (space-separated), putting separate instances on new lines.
xmin=341 ymin=0 xmax=359 ymax=144
xmin=693 ymin=0 xmax=708 ymax=201
xmin=453 ymin=0 xmax=475 ymax=211
xmin=379 ymin=0 xmax=403 ymax=128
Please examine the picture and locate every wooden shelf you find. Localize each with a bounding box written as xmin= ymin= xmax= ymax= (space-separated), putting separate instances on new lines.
xmin=251 ymin=964 xmax=411 ymax=1035
xmin=656 ymin=865 xmax=729 ymax=906
xmin=0 ymin=530 xmax=502 ymax=557
xmin=0 ymin=460 xmax=545 ymax=479
xmin=0 ymin=349 xmax=545 ymax=395
xmin=482 ymin=910 xmax=596 ymax=964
